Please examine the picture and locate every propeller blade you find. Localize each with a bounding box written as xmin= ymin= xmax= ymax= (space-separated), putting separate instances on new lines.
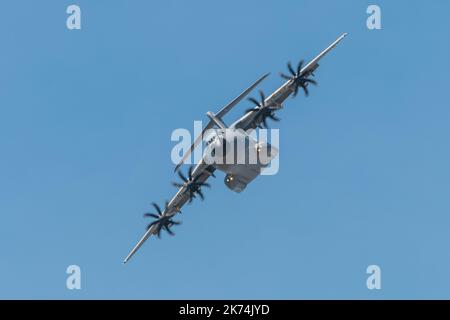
xmin=248 ymin=97 xmax=261 ymax=107
xmin=164 ymin=225 xmax=175 ymax=236
xmin=287 ymin=62 xmax=296 ymax=77
xmin=144 ymin=213 xmax=160 ymax=219
xmin=304 ymin=78 xmax=317 ymax=85
xmin=178 ymin=171 xmax=188 ymax=183
xmin=280 ymin=73 xmax=292 ymax=80
xmin=172 ymin=182 xmax=184 ymax=188
xmin=259 ymin=90 xmax=265 ymax=106
xmin=269 ymin=114 xmax=280 ymax=121
xmin=156 ymin=225 xmax=163 ymax=238
xmin=188 ymin=165 xmax=194 ymax=180
xmin=188 ymin=191 xmax=194 ymax=203
xmin=296 ymin=60 xmax=304 ymax=75
xmin=152 ymin=202 xmax=162 ymax=215
xmin=303 ymin=85 xmax=309 ymax=96
xmin=197 ymin=189 xmax=204 ymax=200
xmin=293 ymin=85 xmax=299 ymax=97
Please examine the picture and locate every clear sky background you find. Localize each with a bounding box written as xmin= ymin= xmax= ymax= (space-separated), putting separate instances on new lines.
xmin=1 ymin=0 xmax=450 ymax=299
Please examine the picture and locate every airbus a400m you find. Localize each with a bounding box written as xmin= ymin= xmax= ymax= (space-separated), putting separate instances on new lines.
xmin=124 ymin=33 xmax=347 ymax=263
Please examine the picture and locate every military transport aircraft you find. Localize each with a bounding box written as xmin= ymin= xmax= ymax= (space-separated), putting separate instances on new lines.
xmin=123 ymin=33 xmax=348 ymax=263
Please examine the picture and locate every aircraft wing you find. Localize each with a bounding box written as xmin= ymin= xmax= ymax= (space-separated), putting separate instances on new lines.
xmin=232 ymin=33 xmax=348 ymax=131
xmin=123 ymin=159 xmax=214 ymax=264
xmin=123 ymin=34 xmax=348 ymax=263
xmin=174 ymin=73 xmax=270 ymax=172
xmin=124 ymin=74 xmax=272 ymax=264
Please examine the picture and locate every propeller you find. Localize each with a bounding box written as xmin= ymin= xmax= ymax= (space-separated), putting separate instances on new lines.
xmin=245 ymin=90 xmax=280 ymax=129
xmin=144 ymin=201 xmax=181 ymax=237
xmin=280 ymin=60 xmax=317 ymax=97
xmin=172 ymin=165 xmax=210 ymax=202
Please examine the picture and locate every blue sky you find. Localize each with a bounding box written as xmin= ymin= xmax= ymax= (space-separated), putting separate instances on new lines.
xmin=1 ymin=0 xmax=450 ymax=299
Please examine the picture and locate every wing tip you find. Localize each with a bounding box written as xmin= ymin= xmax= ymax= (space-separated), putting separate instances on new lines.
xmin=260 ymin=72 xmax=270 ymax=81
xmin=123 ymin=253 xmax=132 ymax=264
xmin=338 ymin=33 xmax=348 ymax=43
